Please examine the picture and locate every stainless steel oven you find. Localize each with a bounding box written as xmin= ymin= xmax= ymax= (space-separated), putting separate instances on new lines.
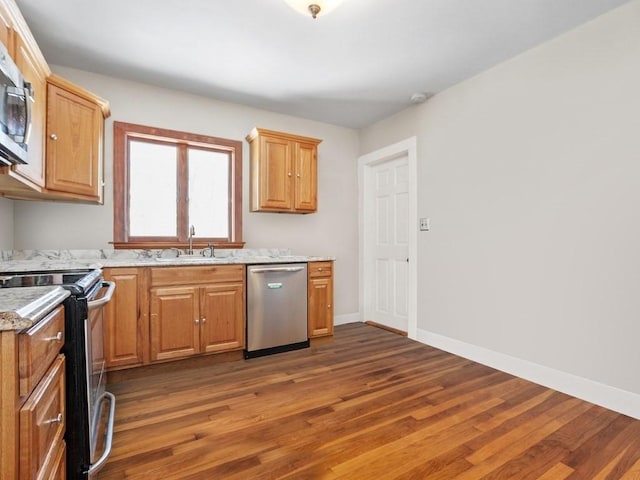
xmin=0 ymin=268 xmax=116 ymax=479
xmin=63 ymin=272 xmax=116 ymax=479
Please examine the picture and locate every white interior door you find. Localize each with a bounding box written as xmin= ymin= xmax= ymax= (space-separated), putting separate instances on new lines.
xmin=359 ymin=137 xmax=417 ymax=339
xmin=365 ymin=155 xmax=409 ymax=332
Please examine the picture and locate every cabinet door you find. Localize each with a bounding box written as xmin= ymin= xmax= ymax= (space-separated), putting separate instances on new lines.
xmin=0 ymin=3 xmax=14 ymax=56
xmin=46 ymin=83 xmax=103 ymax=201
xmin=150 ymin=286 xmax=199 ymax=362
xmin=308 ymin=276 xmax=334 ymax=338
xmin=199 ymin=283 xmax=245 ymax=353
xmin=293 ymin=141 xmax=317 ymax=212
xmin=19 ymin=355 xmax=65 ymax=480
xmin=12 ymin=33 xmax=47 ymax=188
xmin=103 ymin=268 xmax=149 ymax=370
xmin=257 ymin=135 xmax=292 ymax=210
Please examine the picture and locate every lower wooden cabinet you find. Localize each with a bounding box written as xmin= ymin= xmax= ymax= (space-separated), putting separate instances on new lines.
xmin=19 ymin=355 xmax=65 ymax=480
xmin=0 ymin=303 xmax=66 ymax=480
xmin=200 ymin=283 xmax=245 ymax=353
xmin=308 ymin=261 xmax=334 ymax=338
xmin=103 ymin=267 xmax=149 ymax=370
xmin=103 ymin=261 xmax=335 ymax=370
xmin=149 ymin=265 xmax=245 ymax=363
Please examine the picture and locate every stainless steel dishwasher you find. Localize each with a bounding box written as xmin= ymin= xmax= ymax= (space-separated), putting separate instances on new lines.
xmin=245 ymin=263 xmax=309 ymax=358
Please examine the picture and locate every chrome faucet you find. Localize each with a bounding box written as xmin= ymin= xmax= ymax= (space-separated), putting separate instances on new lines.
xmin=188 ymin=225 xmax=195 ymax=255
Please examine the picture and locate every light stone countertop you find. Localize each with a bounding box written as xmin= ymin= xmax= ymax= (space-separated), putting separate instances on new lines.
xmin=0 ymin=249 xmax=335 ymax=272
xmin=0 ymin=286 xmax=70 ymax=332
xmin=0 ymin=255 xmax=334 ymax=271
xmin=0 ymin=249 xmax=334 ymax=332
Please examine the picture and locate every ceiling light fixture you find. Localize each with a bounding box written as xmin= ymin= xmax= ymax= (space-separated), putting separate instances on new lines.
xmin=284 ymin=0 xmax=344 ymax=19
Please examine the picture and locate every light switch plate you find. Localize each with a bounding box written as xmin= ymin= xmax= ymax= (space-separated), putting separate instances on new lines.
xmin=419 ymin=217 xmax=430 ymax=231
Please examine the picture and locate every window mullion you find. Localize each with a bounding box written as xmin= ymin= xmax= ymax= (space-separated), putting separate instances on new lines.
xmin=177 ymin=144 xmax=189 ymax=242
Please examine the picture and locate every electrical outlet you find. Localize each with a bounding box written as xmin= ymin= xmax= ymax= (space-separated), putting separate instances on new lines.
xmin=419 ymin=217 xmax=430 ymax=231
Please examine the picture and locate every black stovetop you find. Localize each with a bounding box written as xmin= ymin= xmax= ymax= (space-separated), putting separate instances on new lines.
xmin=0 ymin=268 xmax=102 ymax=295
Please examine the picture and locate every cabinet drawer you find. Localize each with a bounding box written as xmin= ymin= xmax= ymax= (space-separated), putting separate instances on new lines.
xmin=309 ymin=262 xmax=332 ymax=278
xmin=151 ymin=265 xmax=245 ymax=286
xmin=18 ymin=305 xmax=65 ymax=397
xmin=42 ymin=440 xmax=65 ymax=480
xmin=20 ymin=355 xmax=65 ymax=480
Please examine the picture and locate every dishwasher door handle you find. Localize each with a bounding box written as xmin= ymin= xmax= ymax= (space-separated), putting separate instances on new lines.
xmin=250 ymin=266 xmax=306 ymax=274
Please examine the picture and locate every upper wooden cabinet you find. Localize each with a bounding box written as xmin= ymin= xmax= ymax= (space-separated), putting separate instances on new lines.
xmin=0 ymin=4 xmax=50 ymax=194
xmin=0 ymin=2 xmax=14 ymax=57
xmin=246 ymin=128 xmax=321 ymax=213
xmin=45 ymin=75 xmax=109 ymax=203
xmin=0 ymin=0 xmax=110 ymax=203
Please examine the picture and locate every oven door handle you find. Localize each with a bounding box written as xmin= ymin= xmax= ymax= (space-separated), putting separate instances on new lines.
xmin=87 ymin=281 xmax=116 ymax=309
xmin=87 ymin=391 xmax=116 ymax=475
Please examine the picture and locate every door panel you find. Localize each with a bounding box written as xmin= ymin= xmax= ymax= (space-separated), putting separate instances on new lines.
xmin=294 ymin=142 xmax=317 ymax=211
xmin=150 ymin=286 xmax=199 ymax=361
xmin=199 ymin=283 xmax=244 ymax=353
xmin=366 ymin=155 xmax=409 ymax=332
xmin=260 ymin=135 xmax=291 ymax=209
xmin=103 ymin=268 xmax=148 ymax=369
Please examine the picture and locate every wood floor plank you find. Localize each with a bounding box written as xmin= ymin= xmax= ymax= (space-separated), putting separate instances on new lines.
xmin=97 ymin=323 xmax=640 ymax=480
xmin=537 ymin=462 xmax=575 ymax=479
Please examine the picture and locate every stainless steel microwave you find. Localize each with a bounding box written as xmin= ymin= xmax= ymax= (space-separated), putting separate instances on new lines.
xmin=0 ymin=40 xmax=33 ymax=166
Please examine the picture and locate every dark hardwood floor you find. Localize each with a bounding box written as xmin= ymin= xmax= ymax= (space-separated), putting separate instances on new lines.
xmin=98 ymin=323 xmax=640 ymax=479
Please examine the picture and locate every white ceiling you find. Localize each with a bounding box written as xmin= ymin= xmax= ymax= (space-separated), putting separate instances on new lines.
xmin=15 ymin=0 xmax=632 ymax=129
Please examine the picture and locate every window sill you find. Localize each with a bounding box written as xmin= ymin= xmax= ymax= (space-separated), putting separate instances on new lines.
xmin=111 ymin=241 xmax=246 ymax=250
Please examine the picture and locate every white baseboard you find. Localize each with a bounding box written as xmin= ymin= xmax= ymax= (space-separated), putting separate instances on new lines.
xmin=334 ymin=313 xmax=362 ymax=326
xmin=416 ymin=328 xmax=640 ymax=420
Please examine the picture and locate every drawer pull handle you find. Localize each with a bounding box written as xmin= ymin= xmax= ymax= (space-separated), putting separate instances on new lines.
xmin=46 ymin=331 xmax=63 ymax=342
xmin=44 ymin=413 xmax=63 ymax=424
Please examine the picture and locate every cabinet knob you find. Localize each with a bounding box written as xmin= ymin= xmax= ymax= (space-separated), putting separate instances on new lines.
xmin=50 ymin=133 xmax=58 ymax=141
xmin=288 ymin=172 xmax=292 ymax=177
xmin=47 ymin=331 xmax=63 ymax=342
xmin=202 ymin=317 xmax=206 ymax=323
xmin=45 ymin=413 xmax=63 ymax=424
xmin=296 ymin=173 xmax=301 ymax=178
xmin=327 ymin=304 xmax=331 ymax=309
xmin=194 ymin=319 xmax=200 ymax=324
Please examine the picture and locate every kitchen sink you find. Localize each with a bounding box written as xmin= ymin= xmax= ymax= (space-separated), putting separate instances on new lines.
xmin=155 ymin=256 xmax=228 ymax=263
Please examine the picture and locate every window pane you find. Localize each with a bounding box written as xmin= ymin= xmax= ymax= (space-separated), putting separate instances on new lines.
xmin=129 ymin=141 xmax=177 ymax=237
xmin=188 ymin=148 xmax=230 ymax=238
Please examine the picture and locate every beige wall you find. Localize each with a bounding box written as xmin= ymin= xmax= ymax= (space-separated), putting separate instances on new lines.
xmin=0 ymin=197 xmax=13 ymax=249
xmin=360 ymin=0 xmax=640 ymax=396
xmin=12 ymin=69 xmax=360 ymax=317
